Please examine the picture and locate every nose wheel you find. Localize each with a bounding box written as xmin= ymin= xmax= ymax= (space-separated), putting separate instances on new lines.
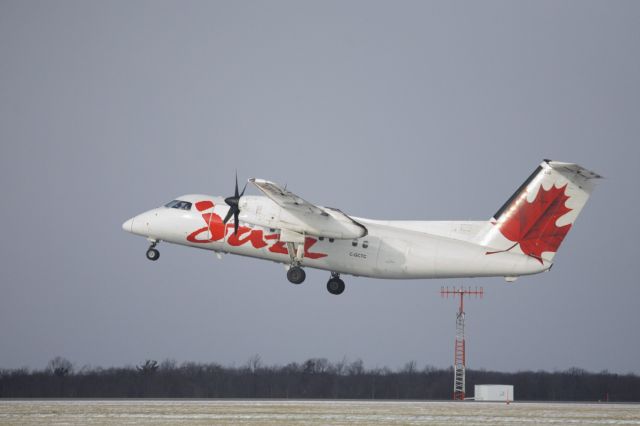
xmin=327 ymin=272 xmax=345 ymax=295
xmin=145 ymin=241 xmax=160 ymax=261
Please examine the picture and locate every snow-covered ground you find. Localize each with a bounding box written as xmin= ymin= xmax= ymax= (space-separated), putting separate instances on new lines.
xmin=1 ymin=400 xmax=639 ymax=425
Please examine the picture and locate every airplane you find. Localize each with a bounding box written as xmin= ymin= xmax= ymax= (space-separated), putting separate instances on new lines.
xmin=122 ymin=160 xmax=601 ymax=295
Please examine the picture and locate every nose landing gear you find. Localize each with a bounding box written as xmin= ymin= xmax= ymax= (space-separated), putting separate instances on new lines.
xmin=327 ymin=272 xmax=345 ymax=295
xmin=145 ymin=241 xmax=160 ymax=261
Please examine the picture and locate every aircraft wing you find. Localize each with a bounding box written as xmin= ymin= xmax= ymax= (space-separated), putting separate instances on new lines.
xmin=249 ymin=179 xmax=325 ymax=215
xmin=247 ymin=178 xmax=367 ymax=240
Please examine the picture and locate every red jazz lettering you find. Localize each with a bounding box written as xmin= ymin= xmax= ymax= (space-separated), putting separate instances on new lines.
xmin=186 ymin=200 xmax=327 ymax=259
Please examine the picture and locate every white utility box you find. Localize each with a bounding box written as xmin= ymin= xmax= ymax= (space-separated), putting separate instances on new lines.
xmin=474 ymin=384 xmax=514 ymax=401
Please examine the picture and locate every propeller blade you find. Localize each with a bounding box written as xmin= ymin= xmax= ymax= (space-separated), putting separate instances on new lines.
xmin=222 ymin=208 xmax=234 ymax=224
xmin=224 ymin=172 xmax=246 ymax=234
xmin=224 ymin=196 xmax=238 ymax=208
xmin=234 ymin=171 xmax=239 ymax=198
xmin=233 ymin=211 xmax=240 ymax=235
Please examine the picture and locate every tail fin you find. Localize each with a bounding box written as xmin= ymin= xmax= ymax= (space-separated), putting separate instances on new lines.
xmin=479 ymin=160 xmax=602 ymax=263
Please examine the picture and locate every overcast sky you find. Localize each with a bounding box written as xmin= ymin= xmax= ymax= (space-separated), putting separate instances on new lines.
xmin=1 ymin=1 xmax=639 ymax=374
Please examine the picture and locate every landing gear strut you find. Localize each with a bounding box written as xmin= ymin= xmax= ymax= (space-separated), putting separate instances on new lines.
xmin=285 ymin=241 xmax=306 ymax=284
xmin=146 ymin=241 xmax=160 ymax=261
xmin=327 ymin=272 xmax=345 ymax=295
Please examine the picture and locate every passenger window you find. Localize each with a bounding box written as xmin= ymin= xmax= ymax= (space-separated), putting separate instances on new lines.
xmin=352 ymin=241 xmax=358 ymax=247
xmin=319 ymin=237 xmax=324 ymax=241
xmin=362 ymin=241 xmax=369 ymax=249
xmin=329 ymin=238 xmax=335 ymax=243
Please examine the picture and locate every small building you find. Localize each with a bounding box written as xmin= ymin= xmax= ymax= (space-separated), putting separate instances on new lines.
xmin=474 ymin=384 xmax=514 ymax=401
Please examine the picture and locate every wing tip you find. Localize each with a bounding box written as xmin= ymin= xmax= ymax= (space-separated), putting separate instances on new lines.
xmin=250 ymin=178 xmax=277 ymax=186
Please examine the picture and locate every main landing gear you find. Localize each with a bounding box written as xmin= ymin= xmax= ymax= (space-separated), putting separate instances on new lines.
xmin=145 ymin=241 xmax=160 ymax=261
xmin=326 ymin=272 xmax=345 ymax=295
xmin=286 ymin=268 xmax=346 ymax=295
xmin=287 ymin=266 xmax=306 ymax=284
xmin=285 ymin=241 xmax=306 ymax=284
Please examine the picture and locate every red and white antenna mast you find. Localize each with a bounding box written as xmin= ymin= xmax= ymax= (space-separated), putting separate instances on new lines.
xmin=440 ymin=286 xmax=484 ymax=400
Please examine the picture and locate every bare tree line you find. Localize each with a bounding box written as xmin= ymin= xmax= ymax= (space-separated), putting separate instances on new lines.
xmin=1 ymin=356 xmax=638 ymax=401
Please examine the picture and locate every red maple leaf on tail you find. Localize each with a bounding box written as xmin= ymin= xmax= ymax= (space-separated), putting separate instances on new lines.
xmin=488 ymin=184 xmax=573 ymax=263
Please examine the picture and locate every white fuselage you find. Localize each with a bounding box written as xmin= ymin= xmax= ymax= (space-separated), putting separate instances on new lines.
xmin=123 ymin=194 xmax=548 ymax=280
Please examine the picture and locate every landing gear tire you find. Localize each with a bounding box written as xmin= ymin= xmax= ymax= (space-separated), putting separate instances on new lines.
xmin=327 ymin=278 xmax=345 ymax=295
xmin=287 ymin=266 xmax=306 ymax=284
xmin=146 ymin=248 xmax=160 ymax=261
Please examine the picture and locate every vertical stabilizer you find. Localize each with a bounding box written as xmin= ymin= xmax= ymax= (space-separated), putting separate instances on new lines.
xmin=478 ymin=160 xmax=601 ymax=263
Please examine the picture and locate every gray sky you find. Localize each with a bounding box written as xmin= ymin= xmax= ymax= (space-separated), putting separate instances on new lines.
xmin=1 ymin=1 xmax=639 ymax=373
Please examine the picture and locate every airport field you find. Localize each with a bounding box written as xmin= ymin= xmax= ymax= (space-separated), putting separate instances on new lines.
xmin=0 ymin=399 xmax=639 ymax=425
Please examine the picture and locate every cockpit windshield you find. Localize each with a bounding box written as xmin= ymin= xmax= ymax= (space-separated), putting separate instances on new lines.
xmin=165 ymin=200 xmax=192 ymax=210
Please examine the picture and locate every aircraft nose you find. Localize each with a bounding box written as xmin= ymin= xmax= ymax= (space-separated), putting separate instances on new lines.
xmin=122 ymin=217 xmax=134 ymax=233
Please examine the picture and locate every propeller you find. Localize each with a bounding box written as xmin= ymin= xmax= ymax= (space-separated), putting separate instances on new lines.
xmin=223 ymin=172 xmax=247 ymax=235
